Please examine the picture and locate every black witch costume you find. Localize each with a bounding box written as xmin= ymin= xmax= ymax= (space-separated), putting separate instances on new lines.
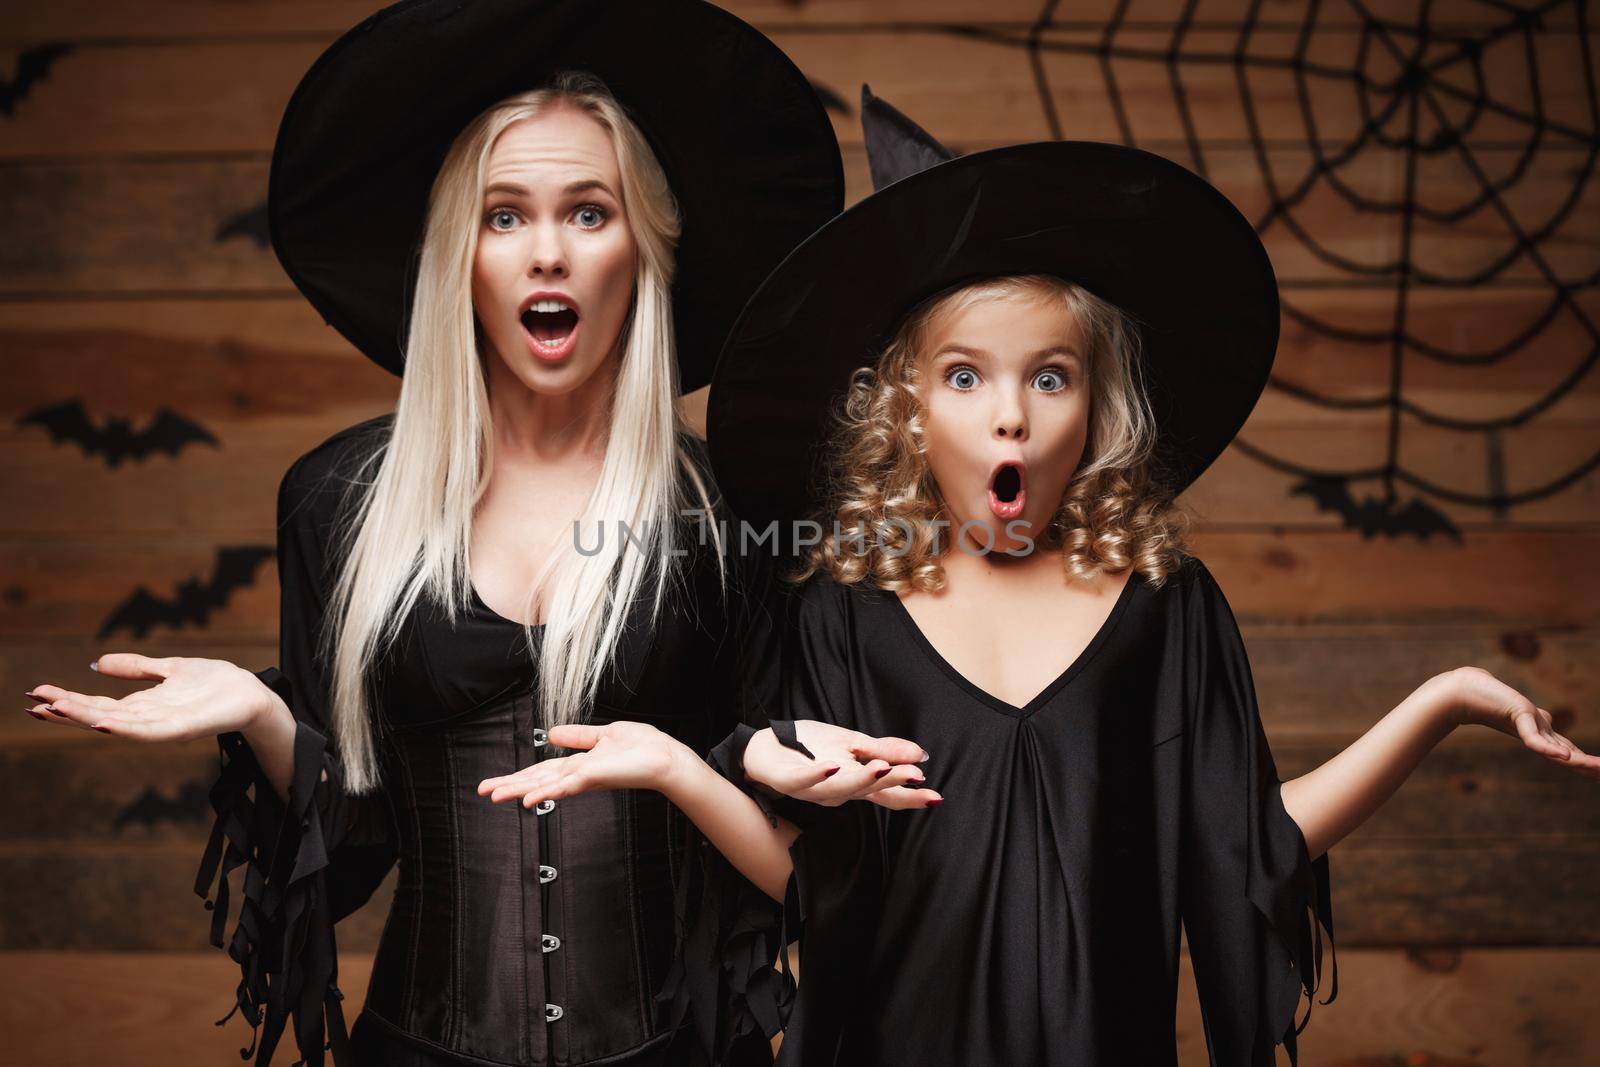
xmin=191 ymin=2 xmax=842 ymax=1064
xmin=702 ymin=90 xmax=1338 ymax=1065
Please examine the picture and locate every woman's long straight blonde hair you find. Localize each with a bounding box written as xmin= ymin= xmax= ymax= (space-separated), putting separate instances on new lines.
xmin=323 ymin=72 xmax=713 ymax=792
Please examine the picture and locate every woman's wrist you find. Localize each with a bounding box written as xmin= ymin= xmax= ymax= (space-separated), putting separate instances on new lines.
xmin=241 ymin=678 xmax=294 ymax=749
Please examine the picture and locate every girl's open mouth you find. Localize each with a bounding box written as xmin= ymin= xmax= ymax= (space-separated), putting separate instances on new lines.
xmin=988 ymin=461 xmax=1026 ymax=521
xmin=520 ymin=298 xmax=581 ymax=363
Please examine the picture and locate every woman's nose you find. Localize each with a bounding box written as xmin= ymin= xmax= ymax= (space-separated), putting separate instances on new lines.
xmin=526 ymin=227 xmax=569 ymax=278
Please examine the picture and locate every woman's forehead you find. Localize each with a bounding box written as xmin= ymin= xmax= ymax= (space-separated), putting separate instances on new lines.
xmin=484 ymin=108 xmax=620 ymax=192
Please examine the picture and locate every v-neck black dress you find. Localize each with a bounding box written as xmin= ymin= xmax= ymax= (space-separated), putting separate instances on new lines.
xmin=717 ymin=557 xmax=1335 ymax=1066
xmin=195 ymin=417 xmax=792 ymax=1067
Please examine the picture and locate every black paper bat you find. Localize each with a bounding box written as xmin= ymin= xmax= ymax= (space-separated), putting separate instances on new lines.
xmin=0 ymin=42 xmax=72 ymax=117
xmin=98 ymin=546 xmax=275 ymax=639
xmin=112 ymin=779 xmax=212 ymax=833
xmin=19 ymin=400 xmax=219 ymax=467
xmin=215 ymin=201 xmax=270 ymax=248
xmin=1291 ymin=476 xmax=1463 ymax=542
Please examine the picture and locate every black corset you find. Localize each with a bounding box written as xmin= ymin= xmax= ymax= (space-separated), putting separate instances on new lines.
xmin=365 ymin=690 xmax=686 ymax=1065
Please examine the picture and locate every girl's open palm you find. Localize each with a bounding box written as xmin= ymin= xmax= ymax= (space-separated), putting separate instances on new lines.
xmin=1450 ymin=666 xmax=1600 ymax=781
xmin=26 ymin=653 xmax=274 ymax=743
xmin=743 ymin=720 xmax=941 ymax=811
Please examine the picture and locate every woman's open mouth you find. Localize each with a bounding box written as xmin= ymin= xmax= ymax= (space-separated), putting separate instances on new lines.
xmin=520 ymin=297 xmax=581 ymax=363
xmin=988 ymin=461 xmax=1026 ymax=521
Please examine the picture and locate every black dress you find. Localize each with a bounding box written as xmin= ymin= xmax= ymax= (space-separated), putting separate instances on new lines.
xmin=714 ymin=557 xmax=1335 ymax=1066
xmin=195 ymin=417 xmax=793 ymax=1067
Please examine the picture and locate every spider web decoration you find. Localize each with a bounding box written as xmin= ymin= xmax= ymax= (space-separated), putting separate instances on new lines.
xmin=935 ymin=0 xmax=1600 ymax=541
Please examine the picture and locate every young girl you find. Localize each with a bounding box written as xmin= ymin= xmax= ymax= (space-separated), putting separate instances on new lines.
xmin=475 ymin=90 xmax=1598 ymax=1065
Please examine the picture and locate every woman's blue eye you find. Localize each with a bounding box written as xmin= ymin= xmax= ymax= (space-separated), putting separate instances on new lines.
xmin=1034 ymin=369 xmax=1068 ymax=393
xmin=947 ymin=367 xmax=980 ymax=390
xmin=486 ymin=209 xmax=517 ymax=231
xmin=574 ymin=204 xmax=607 ymax=228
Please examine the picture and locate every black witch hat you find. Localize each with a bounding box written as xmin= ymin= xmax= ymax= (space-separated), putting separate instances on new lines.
xmin=707 ymin=85 xmax=1280 ymax=530
xmin=268 ymin=0 xmax=844 ymax=389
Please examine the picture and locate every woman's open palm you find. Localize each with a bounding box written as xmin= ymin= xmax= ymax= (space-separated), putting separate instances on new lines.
xmin=26 ymin=653 xmax=272 ymax=743
xmin=478 ymin=722 xmax=680 ymax=808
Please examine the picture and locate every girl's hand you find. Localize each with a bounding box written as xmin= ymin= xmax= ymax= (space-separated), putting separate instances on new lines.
xmin=1443 ymin=666 xmax=1600 ymax=781
xmin=743 ymin=721 xmax=942 ymax=811
xmin=25 ymin=653 xmax=280 ymax=742
xmin=477 ymin=722 xmax=684 ymax=808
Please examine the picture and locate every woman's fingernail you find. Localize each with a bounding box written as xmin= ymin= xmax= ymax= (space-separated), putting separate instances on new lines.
xmin=908 ymin=778 xmax=925 ymax=787
xmin=925 ymin=798 xmax=943 ymax=808
xmin=873 ymin=767 xmax=890 ymax=779
xmin=822 ymin=766 xmax=840 ymax=778
xmin=89 ymin=661 xmax=99 ymax=672
xmin=919 ymin=750 xmax=930 ymax=763
xmin=93 ymin=725 xmax=111 ymax=733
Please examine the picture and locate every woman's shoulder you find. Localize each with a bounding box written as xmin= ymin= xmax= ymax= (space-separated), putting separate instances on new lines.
xmin=278 ymin=414 xmax=394 ymax=530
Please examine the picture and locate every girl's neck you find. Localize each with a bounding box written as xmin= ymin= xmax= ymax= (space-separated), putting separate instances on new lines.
xmin=939 ymin=532 xmax=1065 ymax=592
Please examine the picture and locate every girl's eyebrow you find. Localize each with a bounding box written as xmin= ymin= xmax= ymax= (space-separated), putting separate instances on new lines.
xmin=1031 ymin=345 xmax=1082 ymax=364
xmin=932 ymin=344 xmax=989 ymax=360
xmin=933 ymin=343 xmax=1081 ymax=363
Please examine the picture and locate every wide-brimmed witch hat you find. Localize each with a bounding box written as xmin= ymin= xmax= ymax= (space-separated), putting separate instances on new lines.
xmin=269 ymin=0 xmax=843 ymax=389
xmin=707 ymin=86 xmax=1279 ymax=530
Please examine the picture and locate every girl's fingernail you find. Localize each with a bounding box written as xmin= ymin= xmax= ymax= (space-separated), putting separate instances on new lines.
xmin=89 ymin=662 xmax=99 ymax=672
xmin=908 ymin=778 xmax=926 ymax=787
xmin=873 ymin=767 xmax=890 ymax=779
xmin=93 ymin=725 xmax=111 ymax=733
xmin=919 ymin=751 xmax=930 ymax=763
xmin=822 ymin=766 xmax=840 ymax=778
xmin=925 ymin=798 xmax=943 ymax=808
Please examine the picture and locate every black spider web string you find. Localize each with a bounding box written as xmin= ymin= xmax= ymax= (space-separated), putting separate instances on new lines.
xmin=933 ymin=0 xmax=1600 ymax=531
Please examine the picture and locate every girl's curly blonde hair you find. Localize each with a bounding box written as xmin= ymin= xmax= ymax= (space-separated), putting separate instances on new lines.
xmin=794 ymin=274 xmax=1194 ymax=592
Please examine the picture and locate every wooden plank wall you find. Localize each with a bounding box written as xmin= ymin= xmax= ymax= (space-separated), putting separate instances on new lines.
xmin=1 ymin=1 xmax=1596 ymax=1064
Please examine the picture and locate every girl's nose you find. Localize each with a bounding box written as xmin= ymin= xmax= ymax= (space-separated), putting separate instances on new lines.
xmin=995 ymin=420 xmax=1027 ymax=440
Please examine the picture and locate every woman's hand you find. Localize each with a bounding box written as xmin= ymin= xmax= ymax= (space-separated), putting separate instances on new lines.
xmin=1443 ymin=666 xmax=1599 ymax=780
xmin=477 ymin=722 xmax=687 ymax=808
xmin=743 ymin=721 xmax=942 ymax=811
xmin=25 ymin=653 xmax=281 ymax=743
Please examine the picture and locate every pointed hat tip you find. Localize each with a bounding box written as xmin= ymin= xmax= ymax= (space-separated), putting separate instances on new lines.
xmin=860 ymin=84 xmax=957 ymax=192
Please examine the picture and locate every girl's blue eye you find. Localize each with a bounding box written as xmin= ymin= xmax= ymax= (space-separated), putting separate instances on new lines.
xmin=947 ymin=367 xmax=980 ymax=391
xmin=1034 ymin=369 xmax=1068 ymax=393
xmin=574 ymin=204 xmax=607 ymax=229
xmin=486 ymin=209 xmax=517 ymax=231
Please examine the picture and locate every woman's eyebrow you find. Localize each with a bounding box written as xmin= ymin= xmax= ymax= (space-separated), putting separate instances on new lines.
xmin=563 ymin=178 xmax=617 ymax=198
xmin=482 ymin=178 xmax=618 ymax=199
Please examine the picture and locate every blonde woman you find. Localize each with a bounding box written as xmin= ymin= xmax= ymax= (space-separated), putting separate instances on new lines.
xmin=21 ymin=4 xmax=924 ymax=1065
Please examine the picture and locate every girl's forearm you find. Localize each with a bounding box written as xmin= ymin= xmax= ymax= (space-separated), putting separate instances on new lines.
xmin=1279 ymin=672 xmax=1457 ymax=861
xmin=661 ymin=741 xmax=800 ymax=902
